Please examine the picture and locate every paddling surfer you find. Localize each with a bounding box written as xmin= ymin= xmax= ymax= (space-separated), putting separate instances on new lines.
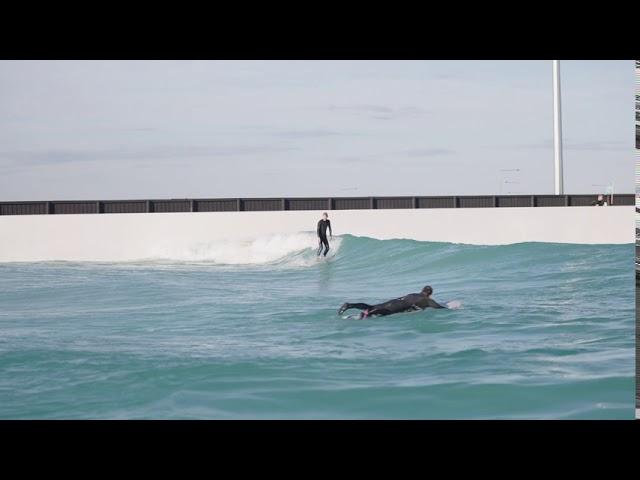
xmin=338 ymin=286 xmax=447 ymax=319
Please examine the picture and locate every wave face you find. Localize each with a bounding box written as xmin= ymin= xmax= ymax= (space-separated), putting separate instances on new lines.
xmin=0 ymin=235 xmax=634 ymax=419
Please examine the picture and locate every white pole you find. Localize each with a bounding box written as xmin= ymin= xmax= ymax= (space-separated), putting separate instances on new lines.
xmin=552 ymin=60 xmax=564 ymax=195
xmin=610 ymin=181 xmax=614 ymax=205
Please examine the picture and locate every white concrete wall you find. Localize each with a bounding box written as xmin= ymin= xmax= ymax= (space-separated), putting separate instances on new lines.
xmin=0 ymin=206 xmax=634 ymax=262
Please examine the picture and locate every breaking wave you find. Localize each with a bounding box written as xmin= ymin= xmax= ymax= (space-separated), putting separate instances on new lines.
xmin=143 ymin=232 xmax=343 ymax=266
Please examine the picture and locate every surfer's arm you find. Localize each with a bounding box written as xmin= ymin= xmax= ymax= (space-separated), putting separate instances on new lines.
xmin=328 ymin=221 xmax=332 ymax=238
xmin=428 ymin=299 xmax=446 ymax=309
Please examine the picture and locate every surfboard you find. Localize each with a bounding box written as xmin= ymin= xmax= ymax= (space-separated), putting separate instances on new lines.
xmin=445 ymin=300 xmax=462 ymax=310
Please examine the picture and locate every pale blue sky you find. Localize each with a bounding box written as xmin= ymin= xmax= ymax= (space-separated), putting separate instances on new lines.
xmin=0 ymin=60 xmax=634 ymax=200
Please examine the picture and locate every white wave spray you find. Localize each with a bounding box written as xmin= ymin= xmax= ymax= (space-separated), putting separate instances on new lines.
xmin=144 ymin=232 xmax=343 ymax=266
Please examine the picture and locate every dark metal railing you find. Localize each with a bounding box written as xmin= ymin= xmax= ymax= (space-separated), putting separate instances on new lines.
xmin=0 ymin=194 xmax=634 ymax=216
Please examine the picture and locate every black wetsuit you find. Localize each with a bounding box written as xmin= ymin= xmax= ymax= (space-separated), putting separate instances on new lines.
xmin=317 ymin=219 xmax=332 ymax=256
xmin=339 ymin=292 xmax=445 ymax=318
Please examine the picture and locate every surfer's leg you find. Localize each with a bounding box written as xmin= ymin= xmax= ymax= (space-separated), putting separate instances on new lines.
xmin=374 ymin=299 xmax=413 ymax=317
xmin=339 ymin=302 xmax=372 ymax=314
xmin=322 ymin=239 xmax=330 ymax=256
xmin=318 ymin=235 xmax=329 ymax=256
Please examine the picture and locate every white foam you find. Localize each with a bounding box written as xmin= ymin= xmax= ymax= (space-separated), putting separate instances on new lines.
xmin=144 ymin=232 xmax=342 ymax=266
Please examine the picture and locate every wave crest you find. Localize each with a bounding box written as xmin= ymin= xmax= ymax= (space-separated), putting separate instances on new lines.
xmin=145 ymin=232 xmax=342 ymax=265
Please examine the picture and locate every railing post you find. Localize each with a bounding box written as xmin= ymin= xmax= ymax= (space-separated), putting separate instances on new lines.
xmin=370 ymin=197 xmax=375 ymax=209
xmin=453 ymin=196 xmax=458 ymax=208
xmin=412 ymin=196 xmax=418 ymax=209
xmin=565 ymin=195 xmax=570 ymax=206
xmin=531 ymin=195 xmax=535 ymax=207
xmin=96 ymin=201 xmax=102 ymax=214
xmin=493 ymin=196 xmax=498 ymax=207
xmin=46 ymin=202 xmax=52 ymax=214
xmin=281 ymin=198 xmax=287 ymax=210
xmin=190 ymin=200 xmax=195 ymax=212
xmin=237 ymin=199 xmax=242 ymax=212
xmin=146 ymin=200 xmax=151 ymax=213
xmin=327 ymin=198 xmax=333 ymax=210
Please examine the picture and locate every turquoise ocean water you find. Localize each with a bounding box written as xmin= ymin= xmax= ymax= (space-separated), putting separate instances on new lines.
xmin=0 ymin=234 xmax=634 ymax=419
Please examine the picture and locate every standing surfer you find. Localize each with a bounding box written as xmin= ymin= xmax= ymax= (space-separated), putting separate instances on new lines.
xmin=317 ymin=212 xmax=332 ymax=257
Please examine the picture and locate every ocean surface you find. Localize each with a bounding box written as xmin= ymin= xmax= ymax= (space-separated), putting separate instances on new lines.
xmin=0 ymin=234 xmax=634 ymax=419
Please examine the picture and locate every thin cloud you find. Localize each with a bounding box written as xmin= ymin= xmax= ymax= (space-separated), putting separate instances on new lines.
xmin=404 ymin=148 xmax=454 ymax=157
xmin=272 ymin=129 xmax=360 ymax=139
xmin=564 ymin=141 xmax=629 ymax=151
xmin=337 ymin=156 xmax=372 ymax=164
xmin=329 ymin=104 xmax=430 ymax=120
xmin=432 ymin=72 xmax=465 ymax=80
xmin=335 ymin=148 xmax=454 ymax=165
xmin=0 ymin=145 xmax=298 ymax=168
xmin=488 ymin=139 xmax=629 ymax=152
